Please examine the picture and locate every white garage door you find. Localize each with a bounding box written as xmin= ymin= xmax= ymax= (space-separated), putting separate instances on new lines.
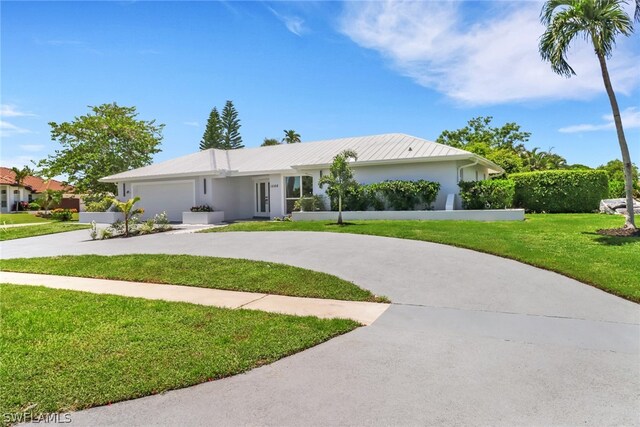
xmin=131 ymin=181 xmax=195 ymax=222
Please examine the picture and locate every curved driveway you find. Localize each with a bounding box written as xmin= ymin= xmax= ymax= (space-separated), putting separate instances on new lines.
xmin=3 ymin=230 xmax=639 ymax=425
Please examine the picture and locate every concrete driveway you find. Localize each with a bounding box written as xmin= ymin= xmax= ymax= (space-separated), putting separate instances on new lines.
xmin=2 ymin=230 xmax=639 ymax=426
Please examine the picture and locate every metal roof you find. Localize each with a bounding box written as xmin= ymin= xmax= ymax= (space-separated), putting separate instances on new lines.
xmin=101 ymin=133 xmax=503 ymax=182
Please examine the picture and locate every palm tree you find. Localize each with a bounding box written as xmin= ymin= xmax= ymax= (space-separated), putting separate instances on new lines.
xmin=540 ymin=0 xmax=636 ymax=229
xmin=318 ymin=150 xmax=358 ymax=225
xmin=11 ymin=166 xmax=32 ymax=211
xmin=109 ymin=196 xmax=143 ymax=237
xmin=282 ymin=130 xmax=301 ymax=144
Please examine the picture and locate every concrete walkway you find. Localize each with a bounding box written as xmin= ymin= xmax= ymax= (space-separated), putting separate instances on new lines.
xmin=0 ymin=271 xmax=389 ymax=325
xmin=2 ymin=230 xmax=638 ymax=425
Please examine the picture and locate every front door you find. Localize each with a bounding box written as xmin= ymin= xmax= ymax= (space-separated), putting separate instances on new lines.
xmin=254 ymin=179 xmax=270 ymax=217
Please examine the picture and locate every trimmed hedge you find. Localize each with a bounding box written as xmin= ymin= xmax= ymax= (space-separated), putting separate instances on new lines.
xmin=328 ymin=180 xmax=440 ymax=211
xmin=458 ymin=180 xmax=515 ymax=209
xmin=510 ymin=170 xmax=608 ymax=213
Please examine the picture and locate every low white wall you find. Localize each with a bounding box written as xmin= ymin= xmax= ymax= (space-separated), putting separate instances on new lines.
xmin=292 ymin=209 xmax=525 ymax=222
xmin=79 ymin=212 xmax=125 ymax=224
xmin=182 ymin=211 xmax=225 ymax=224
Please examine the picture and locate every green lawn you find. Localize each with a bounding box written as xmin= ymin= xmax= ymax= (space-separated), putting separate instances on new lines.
xmin=203 ymin=214 xmax=640 ymax=302
xmin=0 ymin=254 xmax=386 ymax=302
xmin=0 ymin=284 xmax=357 ymax=422
xmin=0 ymin=213 xmax=51 ymax=224
xmin=0 ymin=223 xmax=89 ymax=241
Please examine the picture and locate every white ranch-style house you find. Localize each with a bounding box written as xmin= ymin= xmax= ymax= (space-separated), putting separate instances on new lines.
xmin=100 ymin=133 xmax=504 ymax=222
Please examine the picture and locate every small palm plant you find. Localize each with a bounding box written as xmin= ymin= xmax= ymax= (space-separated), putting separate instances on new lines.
xmin=109 ymin=196 xmax=143 ymax=237
xmin=319 ymin=149 xmax=358 ymax=225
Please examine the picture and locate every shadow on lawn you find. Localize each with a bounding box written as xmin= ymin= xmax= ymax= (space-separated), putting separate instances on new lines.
xmin=582 ymin=231 xmax=640 ymax=246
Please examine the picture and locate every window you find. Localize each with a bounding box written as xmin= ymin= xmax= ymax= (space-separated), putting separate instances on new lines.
xmin=122 ymin=183 xmax=126 ymax=196
xmin=460 ymin=169 xmax=464 ymax=181
xmin=475 ymin=170 xmax=478 ymax=181
xmin=13 ymin=190 xmax=19 ymax=195
xmin=203 ymin=179 xmax=207 ymax=194
xmin=285 ymin=175 xmax=313 ymax=213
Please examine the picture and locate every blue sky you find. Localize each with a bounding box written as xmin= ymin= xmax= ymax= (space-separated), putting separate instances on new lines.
xmin=1 ymin=0 xmax=639 ymax=170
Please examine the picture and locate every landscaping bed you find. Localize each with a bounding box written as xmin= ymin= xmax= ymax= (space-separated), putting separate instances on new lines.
xmin=0 ymin=284 xmax=357 ymax=422
xmin=0 ymin=254 xmax=387 ymax=302
xmin=203 ymin=214 xmax=640 ymax=302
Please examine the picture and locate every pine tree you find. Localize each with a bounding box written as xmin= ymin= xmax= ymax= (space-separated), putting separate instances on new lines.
xmin=221 ymin=100 xmax=243 ymax=149
xmin=200 ymin=107 xmax=223 ymax=150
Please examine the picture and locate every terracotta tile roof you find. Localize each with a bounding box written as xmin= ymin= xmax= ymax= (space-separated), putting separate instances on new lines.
xmin=0 ymin=167 xmax=74 ymax=193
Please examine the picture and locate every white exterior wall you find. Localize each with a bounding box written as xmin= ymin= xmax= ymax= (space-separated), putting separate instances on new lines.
xmin=269 ymin=174 xmax=284 ymax=218
xmin=210 ymin=176 xmax=255 ymax=220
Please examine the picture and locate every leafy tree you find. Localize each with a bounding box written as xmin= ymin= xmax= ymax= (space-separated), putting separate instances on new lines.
xmin=318 ymin=149 xmax=358 ymax=225
xmin=200 ymin=107 xmax=223 ymax=150
xmin=11 ymin=166 xmax=32 ymax=211
xmin=540 ymin=0 xmax=637 ymax=229
xmin=220 ymin=100 xmax=243 ymax=149
xmin=109 ymin=196 xmax=143 ymax=237
xmin=37 ymin=189 xmax=63 ymax=214
xmin=38 ymin=103 xmax=163 ymax=194
xmin=486 ymin=149 xmax=524 ymax=174
xmin=436 ymin=116 xmax=531 ymax=152
xmin=261 ymin=138 xmax=281 ymax=147
xmin=597 ymin=159 xmax=639 ymax=182
xmin=437 ymin=116 xmax=568 ymax=175
xmin=283 ymin=129 xmax=301 ymax=144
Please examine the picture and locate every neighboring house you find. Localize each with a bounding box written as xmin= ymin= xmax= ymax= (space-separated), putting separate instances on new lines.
xmin=100 ymin=133 xmax=503 ymax=222
xmin=0 ymin=167 xmax=77 ymax=213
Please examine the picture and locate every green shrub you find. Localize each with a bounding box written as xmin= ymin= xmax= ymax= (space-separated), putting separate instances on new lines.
xmin=328 ymin=180 xmax=440 ymax=211
xmin=608 ymin=180 xmax=626 ymax=198
xmin=27 ymin=202 xmax=40 ymax=211
xmin=458 ymin=180 xmax=515 ymax=209
xmin=368 ymin=180 xmax=440 ymax=210
xmin=294 ymin=195 xmax=327 ymax=212
xmin=50 ymin=208 xmax=76 ymax=221
xmin=85 ymin=198 xmax=113 ymax=212
xmin=510 ymin=170 xmax=608 ymax=213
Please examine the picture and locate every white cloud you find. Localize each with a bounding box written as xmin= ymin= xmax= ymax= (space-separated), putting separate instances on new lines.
xmin=0 ymin=120 xmax=31 ymax=137
xmin=0 ymin=104 xmax=35 ymax=117
xmin=183 ymin=121 xmax=200 ymax=127
xmin=0 ymin=155 xmax=35 ymax=169
xmin=269 ymin=7 xmax=308 ymax=36
xmin=339 ymin=1 xmax=640 ymax=105
xmin=559 ymin=107 xmax=640 ymax=133
xmin=19 ymin=144 xmax=45 ymax=152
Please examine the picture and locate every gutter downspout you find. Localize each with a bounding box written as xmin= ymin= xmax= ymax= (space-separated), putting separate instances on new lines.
xmin=457 ymin=159 xmax=479 ymax=182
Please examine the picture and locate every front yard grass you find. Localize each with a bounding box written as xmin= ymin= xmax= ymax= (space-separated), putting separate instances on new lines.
xmin=0 ymin=254 xmax=386 ymax=302
xmin=0 ymin=223 xmax=89 ymax=241
xmin=0 ymin=213 xmax=50 ymax=224
xmin=0 ymin=284 xmax=357 ymax=422
xmin=203 ymin=214 xmax=640 ymax=302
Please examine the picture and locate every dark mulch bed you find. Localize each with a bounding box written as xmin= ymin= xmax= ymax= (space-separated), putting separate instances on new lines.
xmin=596 ymin=227 xmax=640 ymax=237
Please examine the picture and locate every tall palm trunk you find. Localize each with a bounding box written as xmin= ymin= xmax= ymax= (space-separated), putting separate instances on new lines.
xmin=596 ymin=52 xmax=636 ymax=229
xmin=337 ymin=194 xmax=343 ymax=225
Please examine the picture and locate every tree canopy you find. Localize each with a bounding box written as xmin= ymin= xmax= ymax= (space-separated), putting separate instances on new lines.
xmin=200 ymin=107 xmax=223 ymax=150
xmin=436 ymin=116 xmax=569 ymax=174
xmin=283 ymin=129 xmax=301 ymax=144
xmin=38 ymin=103 xmax=163 ymax=194
xmin=221 ymin=100 xmax=243 ymax=149
xmin=261 ymin=138 xmax=281 ymax=147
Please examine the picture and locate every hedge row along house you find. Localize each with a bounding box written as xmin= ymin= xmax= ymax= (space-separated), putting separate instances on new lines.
xmin=100 ymin=134 xmax=503 ymax=222
xmin=0 ymin=167 xmax=77 ymax=213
